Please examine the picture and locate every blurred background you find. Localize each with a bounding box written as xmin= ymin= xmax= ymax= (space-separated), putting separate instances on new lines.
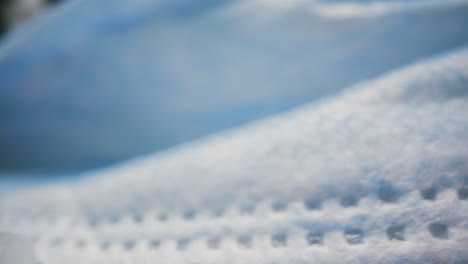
xmin=0 ymin=0 xmax=63 ymax=183
xmin=0 ymin=0 xmax=61 ymax=37
xmin=0 ymin=0 xmax=467 ymax=181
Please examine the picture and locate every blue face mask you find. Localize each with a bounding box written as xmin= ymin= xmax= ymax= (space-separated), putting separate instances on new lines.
xmin=0 ymin=0 xmax=468 ymax=172
xmin=1 ymin=0 xmax=468 ymax=263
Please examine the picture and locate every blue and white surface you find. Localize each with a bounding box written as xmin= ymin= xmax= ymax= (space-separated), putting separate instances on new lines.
xmin=1 ymin=0 xmax=468 ymax=172
xmin=0 ymin=0 xmax=468 ymax=263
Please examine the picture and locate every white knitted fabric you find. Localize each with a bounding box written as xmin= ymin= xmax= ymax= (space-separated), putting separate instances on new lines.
xmin=1 ymin=0 xmax=468 ymax=264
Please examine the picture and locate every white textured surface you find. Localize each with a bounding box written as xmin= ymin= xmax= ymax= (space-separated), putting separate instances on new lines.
xmin=0 ymin=233 xmax=36 ymax=264
xmin=1 ymin=0 xmax=468 ymax=171
xmin=1 ymin=44 xmax=468 ymax=263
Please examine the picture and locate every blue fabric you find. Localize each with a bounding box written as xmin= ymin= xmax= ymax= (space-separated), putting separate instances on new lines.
xmin=0 ymin=0 xmax=467 ymax=172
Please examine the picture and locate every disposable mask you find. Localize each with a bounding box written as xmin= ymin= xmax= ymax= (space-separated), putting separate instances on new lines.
xmin=0 ymin=0 xmax=468 ymax=263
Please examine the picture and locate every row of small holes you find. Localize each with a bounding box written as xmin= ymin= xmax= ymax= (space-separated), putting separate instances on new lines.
xmin=87 ymin=186 xmax=467 ymax=226
xmin=2 ymin=187 xmax=465 ymax=227
xmin=45 ymin=222 xmax=450 ymax=250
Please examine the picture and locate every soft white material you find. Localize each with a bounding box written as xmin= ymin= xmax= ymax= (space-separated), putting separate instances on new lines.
xmin=1 ymin=0 xmax=468 ymax=263
xmin=0 ymin=233 xmax=36 ymax=264
xmin=1 ymin=45 xmax=468 ymax=263
xmin=1 ymin=0 xmax=468 ymax=171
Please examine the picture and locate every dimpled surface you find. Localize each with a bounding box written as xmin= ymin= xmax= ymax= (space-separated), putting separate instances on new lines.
xmin=1 ymin=45 xmax=468 ymax=264
xmin=1 ymin=0 xmax=468 ymax=263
